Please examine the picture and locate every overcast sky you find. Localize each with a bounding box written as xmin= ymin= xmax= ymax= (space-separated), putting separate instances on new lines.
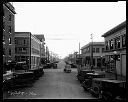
xmin=13 ymin=2 xmax=126 ymax=59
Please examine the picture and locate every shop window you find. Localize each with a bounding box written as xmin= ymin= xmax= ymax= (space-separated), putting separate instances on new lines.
xmin=96 ymin=48 xmax=99 ymax=53
xmin=122 ymin=34 xmax=126 ymax=47
xmin=110 ymin=39 xmax=114 ymax=50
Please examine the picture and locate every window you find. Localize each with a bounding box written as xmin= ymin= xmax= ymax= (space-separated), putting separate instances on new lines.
xmin=122 ymin=34 xmax=126 ymax=47
xmin=9 ymin=38 xmax=11 ymax=44
xmin=3 ymin=22 xmax=5 ymax=30
xmin=3 ymin=48 xmax=5 ymax=56
xmin=15 ymin=47 xmax=17 ymax=53
xmin=115 ymin=37 xmax=120 ymax=49
xmin=19 ymin=47 xmax=22 ymax=51
xmin=9 ymin=26 xmax=11 ymax=33
xmin=96 ymin=48 xmax=99 ymax=53
xmin=110 ymin=39 xmax=114 ymax=50
xmin=105 ymin=41 xmax=109 ymax=50
xmin=102 ymin=48 xmax=105 ymax=53
xmin=9 ymin=15 xmax=11 ymax=21
xmin=3 ymin=35 xmax=5 ymax=43
xmin=9 ymin=49 xmax=11 ymax=56
xmin=93 ymin=48 xmax=95 ymax=53
xmin=15 ymin=39 xmax=17 ymax=44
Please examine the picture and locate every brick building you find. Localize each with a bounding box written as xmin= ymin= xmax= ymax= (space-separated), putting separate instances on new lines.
xmin=3 ymin=2 xmax=16 ymax=72
xmin=102 ymin=21 xmax=126 ymax=76
xmin=15 ymin=32 xmax=31 ymax=69
xmin=15 ymin=32 xmax=42 ymax=69
xmin=81 ymin=42 xmax=106 ymax=69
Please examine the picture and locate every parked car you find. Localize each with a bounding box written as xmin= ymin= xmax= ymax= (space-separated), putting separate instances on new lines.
xmin=81 ymin=72 xmax=105 ymax=91
xmin=70 ymin=63 xmax=77 ymax=68
xmin=100 ymin=79 xmax=126 ymax=100
xmin=77 ymin=70 xmax=95 ymax=83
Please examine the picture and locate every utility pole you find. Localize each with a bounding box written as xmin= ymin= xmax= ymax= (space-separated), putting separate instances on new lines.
xmin=79 ymin=42 xmax=80 ymax=58
xmin=91 ymin=34 xmax=93 ymax=70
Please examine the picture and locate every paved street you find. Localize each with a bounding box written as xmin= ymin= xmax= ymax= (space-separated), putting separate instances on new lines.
xmin=3 ymin=60 xmax=96 ymax=99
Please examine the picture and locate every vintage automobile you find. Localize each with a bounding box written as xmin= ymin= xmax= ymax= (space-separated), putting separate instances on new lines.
xmin=77 ymin=70 xmax=95 ymax=83
xmin=81 ymin=72 xmax=105 ymax=91
xmin=52 ymin=63 xmax=57 ymax=69
xmin=3 ymin=71 xmax=35 ymax=90
xmin=29 ymin=67 xmax=44 ymax=79
xmin=64 ymin=64 xmax=71 ymax=73
xmin=100 ymin=79 xmax=126 ymax=100
xmin=89 ymin=78 xmax=126 ymax=100
xmin=89 ymin=78 xmax=112 ymax=98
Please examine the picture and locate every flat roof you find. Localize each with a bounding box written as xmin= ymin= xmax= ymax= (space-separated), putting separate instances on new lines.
xmin=81 ymin=42 xmax=105 ymax=50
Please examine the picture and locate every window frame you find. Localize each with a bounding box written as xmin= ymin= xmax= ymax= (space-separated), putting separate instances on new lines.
xmin=122 ymin=34 xmax=126 ymax=48
xmin=96 ymin=48 xmax=99 ymax=53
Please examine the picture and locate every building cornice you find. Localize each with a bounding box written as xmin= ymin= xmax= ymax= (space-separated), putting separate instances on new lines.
xmin=101 ymin=21 xmax=126 ymax=37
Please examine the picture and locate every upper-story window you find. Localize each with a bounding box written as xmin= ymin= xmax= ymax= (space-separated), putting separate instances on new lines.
xmin=3 ymin=10 xmax=5 ymax=18
xmin=93 ymin=48 xmax=95 ymax=53
xmin=15 ymin=39 xmax=17 ymax=44
xmin=96 ymin=48 xmax=99 ymax=53
xmin=115 ymin=36 xmax=120 ymax=49
xmin=9 ymin=38 xmax=11 ymax=45
xmin=9 ymin=15 xmax=11 ymax=21
xmin=9 ymin=49 xmax=11 ymax=56
xmin=105 ymin=41 xmax=109 ymax=51
xmin=102 ymin=48 xmax=105 ymax=53
xmin=3 ymin=35 xmax=5 ymax=43
xmin=9 ymin=26 xmax=11 ymax=33
xmin=3 ymin=22 xmax=5 ymax=30
xmin=110 ymin=39 xmax=114 ymax=50
xmin=122 ymin=34 xmax=126 ymax=47
xmin=3 ymin=48 xmax=5 ymax=56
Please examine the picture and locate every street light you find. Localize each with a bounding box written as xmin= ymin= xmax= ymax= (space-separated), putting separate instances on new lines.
xmin=113 ymin=51 xmax=117 ymax=80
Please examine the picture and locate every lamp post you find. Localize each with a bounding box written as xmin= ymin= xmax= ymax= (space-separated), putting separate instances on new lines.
xmin=113 ymin=51 xmax=117 ymax=80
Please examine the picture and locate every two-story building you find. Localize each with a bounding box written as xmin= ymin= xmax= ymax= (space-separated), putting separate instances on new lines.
xmin=81 ymin=42 xmax=106 ymax=69
xmin=102 ymin=21 xmax=126 ymax=77
xmin=3 ymin=2 xmax=16 ymax=72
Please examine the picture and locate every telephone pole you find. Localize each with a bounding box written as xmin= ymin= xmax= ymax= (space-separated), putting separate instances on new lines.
xmin=91 ymin=34 xmax=93 ymax=70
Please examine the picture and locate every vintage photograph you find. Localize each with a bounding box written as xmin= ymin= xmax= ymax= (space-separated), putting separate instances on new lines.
xmin=3 ymin=1 xmax=126 ymax=100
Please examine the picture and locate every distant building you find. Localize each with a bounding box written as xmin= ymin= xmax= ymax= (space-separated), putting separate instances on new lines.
xmin=3 ymin=2 xmax=16 ymax=71
xmin=81 ymin=42 xmax=106 ymax=68
xmin=15 ymin=32 xmax=41 ymax=69
xmin=34 ymin=34 xmax=45 ymax=59
xmin=102 ymin=21 xmax=126 ymax=76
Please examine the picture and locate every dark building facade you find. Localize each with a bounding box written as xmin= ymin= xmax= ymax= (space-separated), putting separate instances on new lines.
xmin=102 ymin=21 xmax=126 ymax=76
xmin=3 ymin=2 xmax=16 ymax=72
xmin=15 ymin=32 xmax=31 ymax=69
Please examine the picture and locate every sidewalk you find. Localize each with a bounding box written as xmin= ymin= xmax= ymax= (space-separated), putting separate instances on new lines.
xmin=93 ymin=69 xmax=126 ymax=81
